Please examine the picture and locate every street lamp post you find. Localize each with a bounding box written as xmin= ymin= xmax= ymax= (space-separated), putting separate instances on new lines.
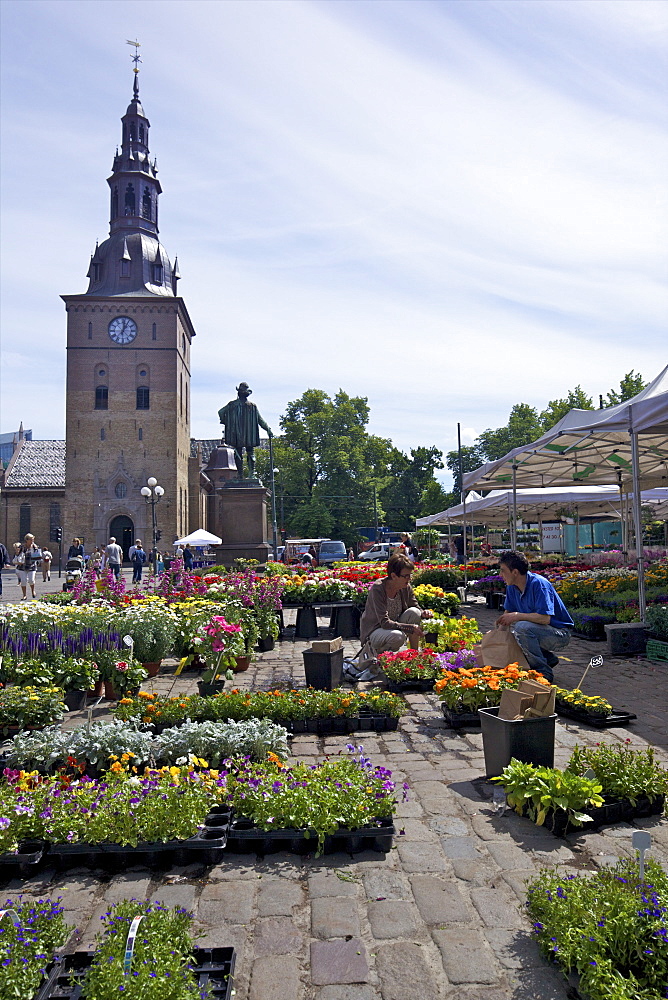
xmin=268 ymin=437 xmax=278 ymax=561
xmin=140 ymin=477 xmax=164 ymax=575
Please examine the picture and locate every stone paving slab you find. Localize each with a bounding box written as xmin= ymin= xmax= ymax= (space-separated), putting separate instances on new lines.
xmin=1 ymin=595 xmax=667 ymax=998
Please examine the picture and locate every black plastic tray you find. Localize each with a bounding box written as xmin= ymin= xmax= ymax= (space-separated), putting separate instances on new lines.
xmin=571 ymin=630 xmax=607 ymax=642
xmin=386 ymin=678 xmax=435 ymax=693
xmin=47 ymin=806 xmax=232 ymax=872
xmin=283 ymin=713 xmax=399 ymax=735
xmin=441 ymin=705 xmax=481 ymax=729
xmin=0 ymin=839 xmax=47 ymax=879
xmin=35 ymin=946 xmax=236 ymax=1000
xmin=225 ymin=815 xmax=394 ymax=855
xmin=556 ymin=703 xmax=637 ymax=728
xmin=539 ymin=793 xmax=664 ymax=838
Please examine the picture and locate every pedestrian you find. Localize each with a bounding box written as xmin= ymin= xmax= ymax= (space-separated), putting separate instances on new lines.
xmin=0 ymin=540 xmax=9 ymax=596
xmin=68 ymin=537 xmax=85 ymax=560
xmin=347 ymin=547 xmax=355 ymax=561
xmin=183 ymin=544 xmax=194 ymax=571
xmin=400 ymin=532 xmax=418 ymax=563
xmin=41 ymin=546 xmax=53 ymax=582
xmin=90 ymin=546 xmax=103 ymax=577
xmin=131 ymin=541 xmax=147 ymax=583
xmin=15 ymin=533 xmax=42 ymax=600
xmin=105 ymin=536 xmax=123 ymax=580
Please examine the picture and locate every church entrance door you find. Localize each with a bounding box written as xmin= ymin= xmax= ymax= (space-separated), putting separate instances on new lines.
xmin=109 ymin=515 xmax=134 ymax=561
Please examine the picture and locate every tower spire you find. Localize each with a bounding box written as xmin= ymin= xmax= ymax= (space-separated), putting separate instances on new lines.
xmin=127 ymin=38 xmax=142 ymax=99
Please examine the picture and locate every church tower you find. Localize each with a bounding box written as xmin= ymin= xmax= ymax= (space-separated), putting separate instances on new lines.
xmin=63 ymin=64 xmax=195 ymax=555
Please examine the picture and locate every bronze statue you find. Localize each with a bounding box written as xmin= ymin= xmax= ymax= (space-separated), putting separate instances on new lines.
xmin=218 ymin=382 xmax=272 ymax=480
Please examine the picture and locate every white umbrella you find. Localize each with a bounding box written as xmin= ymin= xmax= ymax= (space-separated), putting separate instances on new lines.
xmin=173 ymin=529 xmax=222 ymax=546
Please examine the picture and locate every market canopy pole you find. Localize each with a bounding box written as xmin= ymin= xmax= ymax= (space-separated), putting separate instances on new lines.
xmin=511 ymin=464 xmax=518 ymax=550
xmin=630 ymin=424 xmax=646 ymax=618
xmin=458 ymin=422 xmax=468 ymax=586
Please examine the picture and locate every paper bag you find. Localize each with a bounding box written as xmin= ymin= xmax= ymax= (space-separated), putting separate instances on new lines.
xmin=498 ymin=690 xmax=534 ymax=720
xmin=519 ymin=679 xmax=556 ymax=718
xmin=476 ymin=627 xmax=529 ymax=670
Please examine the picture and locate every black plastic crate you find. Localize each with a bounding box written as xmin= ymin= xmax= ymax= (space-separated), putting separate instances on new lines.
xmin=225 ymin=815 xmax=395 ymax=855
xmin=282 ymin=713 xmax=399 ymax=735
xmin=0 ymin=839 xmax=47 ymax=880
xmin=47 ymin=806 xmax=231 ymax=872
xmin=386 ymin=678 xmax=435 ymax=693
xmin=35 ymin=946 xmax=236 ymax=1000
xmin=441 ymin=705 xmax=481 ymax=729
xmin=556 ymin=703 xmax=637 ymax=728
xmin=543 ymin=793 xmax=664 ymax=838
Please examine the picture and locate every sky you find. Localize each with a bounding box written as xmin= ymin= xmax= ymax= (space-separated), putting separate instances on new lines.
xmin=1 ymin=0 xmax=666 ymax=485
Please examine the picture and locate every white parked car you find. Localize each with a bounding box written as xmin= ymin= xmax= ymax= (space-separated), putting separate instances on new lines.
xmin=358 ymin=543 xmax=393 ymax=561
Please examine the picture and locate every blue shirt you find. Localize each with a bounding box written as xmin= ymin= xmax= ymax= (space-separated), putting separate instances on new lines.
xmin=504 ymin=572 xmax=573 ymax=629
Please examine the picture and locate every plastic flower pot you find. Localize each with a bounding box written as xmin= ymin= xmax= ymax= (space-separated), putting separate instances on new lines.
xmin=198 ymin=679 xmax=226 ymax=697
xmin=478 ymin=706 xmax=557 ymax=778
xmin=232 ymin=655 xmax=251 ymax=673
xmin=141 ymin=661 xmax=162 ymax=677
xmin=302 ymin=648 xmax=344 ymax=690
xmin=64 ymin=689 xmax=87 ymax=712
xmin=257 ymin=637 xmax=275 ymax=652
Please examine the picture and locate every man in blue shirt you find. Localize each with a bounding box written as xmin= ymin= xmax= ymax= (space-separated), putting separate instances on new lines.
xmin=495 ymin=550 xmax=573 ymax=682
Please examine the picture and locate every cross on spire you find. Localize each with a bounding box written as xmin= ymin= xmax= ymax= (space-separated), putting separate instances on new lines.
xmin=126 ymin=39 xmax=141 ymax=98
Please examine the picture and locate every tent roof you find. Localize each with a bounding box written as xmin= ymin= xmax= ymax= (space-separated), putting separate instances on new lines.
xmin=416 ymin=486 xmax=668 ymax=527
xmin=462 ymin=366 xmax=668 ymax=492
xmin=173 ymin=529 xmax=222 ymax=546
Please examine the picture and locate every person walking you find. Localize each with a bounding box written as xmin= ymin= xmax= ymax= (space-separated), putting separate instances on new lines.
xmin=131 ymin=541 xmax=147 ymax=583
xmin=41 ymin=546 xmax=53 ymax=582
xmin=183 ymin=544 xmax=194 ymax=571
xmin=0 ymin=541 xmax=9 ymax=596
xmin=105 ymin=537 xmax=123 ymax=580
xmin=68 ymin=537 xmax=85 ymax=560
xmin=90 ymin=547 xmax=103 ymax=577
xmin=15 ymin=534 xmax=42 ymax=600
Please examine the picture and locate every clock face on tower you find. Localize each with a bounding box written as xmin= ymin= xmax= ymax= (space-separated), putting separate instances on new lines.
xmin=108 ymin=316 xmax=137 ymax=344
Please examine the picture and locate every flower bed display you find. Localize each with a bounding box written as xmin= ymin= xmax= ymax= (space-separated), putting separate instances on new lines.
xmin=554 ymin=688 xmax=636 ymax=728
xmin=570 ymin=607 xmax=618 ymax=640
xmin=223 ymin=746 xmax=401 ymax=855
xmin=526 ymin=858 xmax=668 ymax=1000
xmin=434 ymin=665 xmax=550 ymax=727
xmin=40 ymin=900 xmax=236 ymax=1000
xmin=425 ymin=615 xmax=483 ymax=653
xmin=114 ymin=687 xmax=405 ymax=731
xmin=412 ymin=584 xmax=459 ymax=616
xmin=492 ymin=741 xmax=668 ymax=835
xmin=0 ymin=897 xmax=69 ymax=1000
xmin=0 ymin=686 xmax=66 ymax=734
xmin=378 ymin=649 xmax=444 ymax=692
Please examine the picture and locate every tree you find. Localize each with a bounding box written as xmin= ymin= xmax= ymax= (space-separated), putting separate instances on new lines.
xmin=605 ymin=371 xmax=647 ymax=406
xmin=418 ymin=478 xmax=450 ymax=517
xmin=445 ymin=444 xmax=485 ymax=497
xmin=478 ymin=404 xmax=543 ymax=461
xmin=540 ymin=386 xmax=593 ymax=431
xmin=378 ymin=446 xmax=444 ymax=529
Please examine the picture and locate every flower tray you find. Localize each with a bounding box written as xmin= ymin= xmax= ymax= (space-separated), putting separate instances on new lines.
xmin=34 ymin=946 xmax=236 ymax=1000
xmin=540 ymin=793 xmax=665 ymax=838
xmin=0 ymin=839 xmax=47 ymax=879
xmin=225 ymin=815 xmax=395 ymax=855
xmin=441 ymin=704 xmax=481 ymax=729
xmin=46 ymin=806 xmax=232 ymax=872
xmin=646 ymin=638 xmax=668 ymax=662
xmin=386 ymin=678 xmax=435 ymax=693
xmin=555 ymin=703 xmax=637 ymax=728
xmin=282 ymin=713 xmax=399 ymax=735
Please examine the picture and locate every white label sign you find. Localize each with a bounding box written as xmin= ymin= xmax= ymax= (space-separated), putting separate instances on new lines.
xmin=541 ymin=524 xmax=562 ymax=553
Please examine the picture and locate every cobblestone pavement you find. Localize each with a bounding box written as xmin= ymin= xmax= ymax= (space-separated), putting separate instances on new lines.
xmin=2 ymin=591 xmax=667 ymax=999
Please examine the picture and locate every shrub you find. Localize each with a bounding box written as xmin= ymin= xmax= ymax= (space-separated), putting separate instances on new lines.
xmin=412 ymin=566 xmax=461 ymax=590
xmin=645 ymin=604 xmax=668 ymax=640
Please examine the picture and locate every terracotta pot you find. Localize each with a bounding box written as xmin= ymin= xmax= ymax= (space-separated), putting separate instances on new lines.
xmin=142 ymin=661 xmax=162 ymax=677
xmin=104 ymin=681 xmax=120 ymax=701
xmin=88 ymin=680 xmax=104 ymax=700
xmin=232 ymin=655 xmax=251 ymax=673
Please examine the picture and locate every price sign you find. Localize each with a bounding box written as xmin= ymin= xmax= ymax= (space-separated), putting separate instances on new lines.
xmin=123 ymin=915 xmax=145 ymax=975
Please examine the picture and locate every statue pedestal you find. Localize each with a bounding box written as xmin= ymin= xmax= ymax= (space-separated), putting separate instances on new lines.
xmin=213 ymin=483 xmax=271 ymax=566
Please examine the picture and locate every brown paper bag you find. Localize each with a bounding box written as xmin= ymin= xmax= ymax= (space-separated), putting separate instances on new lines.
xmin=498 ymin=690 xmax=534 ymax=720
xmin=519 ymin=679 xmax=556 ymax=717
xmin=475 ymin=627 xmax=529 ymax=670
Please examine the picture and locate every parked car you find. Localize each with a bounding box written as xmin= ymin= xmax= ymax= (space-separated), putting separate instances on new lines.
xmin=359 ymin=543 xmax=394 ymax=561
xmin=318 ymin=540 xmax=347 ymax=566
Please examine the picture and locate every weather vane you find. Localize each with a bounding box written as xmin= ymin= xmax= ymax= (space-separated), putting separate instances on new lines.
xmin=126 ymin=38 xmax=142 ymax=74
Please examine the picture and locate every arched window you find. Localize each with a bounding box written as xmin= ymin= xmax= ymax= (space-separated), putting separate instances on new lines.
xmin=124 ymin=184 xmax=135 ymax=215
xmin=88 ymin=322 xmax=93 ymax=340
xmin=179 ymin=373 xmax=183 ymax=415
xmin=139 ymin=125 xmax=145 ymax=143
xmin=129 ymin=123 xmax=135 ymax=141
xmin=95 ymin=386 xmax=108 ymax=410
xmin=92 ymin=263 xmax=101 ymax=281
xmin=111 ymin=187 xmax=119 ymax=219
xmin=138 ymin=427 xmax=143 ymax=441
xmin=152 ymin=323 xmax=157 ymax=341
xmin=182 ymin=334 xmax=186 ymax=353
xmin=120 ymin=260 xmax=130 ymax=277
xmin=142 ymin=187 xmax=152 ymax=220
xmin=100 ymin=427 xmax=105 ymax=441
xmin=19 ymin=503 xmax=31 ymax=537
xmin=152 ymin=262 xmax=162 ymax=284
xmin=115 ymin=482 xmax=127 ymax=499
xmin=136 ymin=386 xmax=150 ymax=410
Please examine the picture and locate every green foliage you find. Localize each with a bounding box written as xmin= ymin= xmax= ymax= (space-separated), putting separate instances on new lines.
xmin=540 ymin=385 xmax=594 ymax=430
xmin=526 ymin=858 xmax=668 ymax=999
xmin=645 ymin=605 xmax=668 ymax=640
xmin=0 ymin=897 xmax=69 ymax=1000
xmin=478 ymin=403 xmax=544 ymax=461
xmin=412 ymin=566 xmax=461 ymax=590
xmin=0 ymin=685 xmax=65 ymax=729
xmin=567 ymin=741 xmax=668 ymax=806
xmin=445 ymin=444 xmax=485 ymax=496
xmin=492 ymin=758 xmax=604 ymax=828
xmin=606 ymin=370 xmax=648 ymax=406
xmin=418 ymin=480 xmax=451 ymax=518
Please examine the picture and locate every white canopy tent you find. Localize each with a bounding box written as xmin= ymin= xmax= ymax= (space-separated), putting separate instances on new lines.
xmin=173 ymin=529 xmax=222 ymax=546
xmin=461 ymin=366 xmax=668 ymax=616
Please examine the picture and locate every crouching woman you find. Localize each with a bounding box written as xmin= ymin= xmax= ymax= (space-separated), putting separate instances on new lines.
xmin=360 ymin=552 xmax=433 ymax=656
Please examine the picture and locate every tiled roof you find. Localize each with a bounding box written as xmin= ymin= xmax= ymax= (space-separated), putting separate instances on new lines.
xmin=4 ymin=440 xmax=65 ymax=488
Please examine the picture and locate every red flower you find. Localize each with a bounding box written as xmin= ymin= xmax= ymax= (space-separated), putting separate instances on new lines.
xmin=404 ymin=667 xmax=411 ymax=674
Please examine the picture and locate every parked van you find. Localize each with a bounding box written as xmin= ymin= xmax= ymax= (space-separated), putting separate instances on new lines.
xmin=318 ymin=540 xmax=347 ymax=565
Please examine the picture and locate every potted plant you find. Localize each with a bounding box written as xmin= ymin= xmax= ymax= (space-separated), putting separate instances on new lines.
xmin=434 ymin=664 xmax=550 ymax=728
xmin=645 ymin=604 xmax=668 ymax=661
xmin=51 ymin=657 xmax=101 ymax=711
xmin=194 ymin=613 xmax=247 ymax=693
xmin=377 ymin=648 xmax=444 ymax=691
xmin=0 ymin=897 xmax=68 ymax=999
xmin=0 ymin=686 xmax=66 ymax=734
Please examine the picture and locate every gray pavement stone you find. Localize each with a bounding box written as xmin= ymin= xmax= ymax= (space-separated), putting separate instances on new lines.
xmin=311 ymin=897 xmax=361 ymax=939
xmin=396 ymin=841 xmax=450 ymax=873
xmin=363 ymin=869 xmax=413 ymax=901
xmin=470 ymin=887 xmax=525 ymax=929
xmin=375 ymin=942 xmax=441 ymax=1000
xmin=254 ymin=915 xmax=305 ymax=957
xmin=367 ymin=899 xmax=424 ymax=939
xmin=410 ymin=874 xmax=474 ymax=925
xmin=104 ymin=875 xmax=152 ymax=904
xmin=395 ymin=818 xmax=440 ymax=842
xmin=441 ymin=836 xmax=482 ymax=859
xmin=308 ymin=870 xmax=359 ymax=898
xmin=484 ymin=841 xmax=537 ymax=870
xmin=450 ymin=858 xmax=499 ymax=885
xmin=506 ymin=966 xmax=571 ymax=999
xmin=432 ymin=928 xmax=500 ymax=984
xmin=427 ymin=816 xmax=471 ymax=837
xmin=317 ymin=986 xmax=380 ymax=1000
xmin=484 ymin=928 xmax=544 ymax=969
xmin=198 ymin=879 xmax=256 ymax=924
xmin=249 ymin=955 xmax=304 ymax=999
xmin=500 ymin=869 xmax=540 ymax=902
xmin=150 ymin=883 xmax=197 ymax=911
xmin=257 ymin=877 xmax=304 ymax=916
xmin=310 ymin=939 xmax=370 ymax=985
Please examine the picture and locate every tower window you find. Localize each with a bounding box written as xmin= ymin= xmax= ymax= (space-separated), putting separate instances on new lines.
xmin=19 ymin=503 xmax=31 ymax=537
xmin=120 ymin=260 xmax=130 ymax=277
xmin=111 ymin=187 xmax=119 ymax=219
xmin=139 ymin=369 xmax=147 ymax=377
xmin=142 ymin=187 xmax=152 ymax=220
xmin=124 ymin=184 xmax=135 ymax=215
xmin=98 ymin=369 xmax=106 ymax=377
xmin=138 ymin=427 xmax=143 ymax=441
xmin=92 ymin=263 xmax=101 ymax=281
xmin=100 ymin=428 xmax=105 ymax=441
xmin=136 ymin=386 xmax=150 ymax=409
xmin=139 ymin=125 xmax=145 ymax=143
xmin=129 ymin=123 xmax=135 ymax=141
xmin=152 ymin=262 xmax=162 ymax=284
xmin=95 ymin=386 xmax=108 ymax=410
xmin=182 ymin=334 xmax=186 ymax=352
xmin=88 ymin=322 xmax=93 ymax=340
xmin=115 ymin=482 xmax=127 ymax=499
xmin=152 ymin=323 xmax=157 ymax=340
